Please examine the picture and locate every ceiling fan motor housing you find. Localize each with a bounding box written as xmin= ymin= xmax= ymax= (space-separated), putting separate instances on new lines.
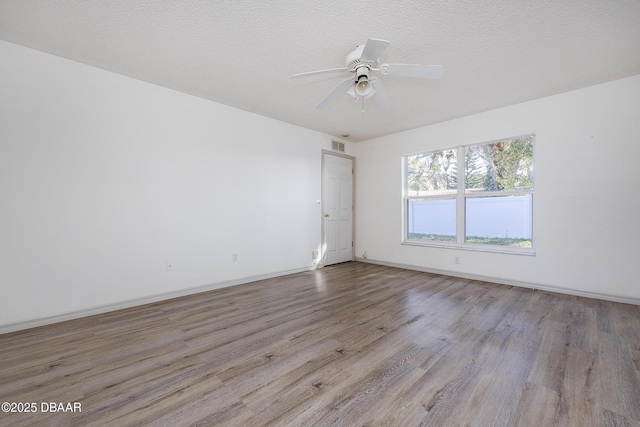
xmin=346 ymin=45 xmax=378 ymax=69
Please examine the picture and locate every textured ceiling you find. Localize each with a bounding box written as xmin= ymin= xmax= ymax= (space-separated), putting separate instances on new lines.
xmin=1 ymin=1 xmax=639 ymax=142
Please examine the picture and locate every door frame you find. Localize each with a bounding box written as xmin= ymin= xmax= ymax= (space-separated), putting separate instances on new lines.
xmin=320 ymin=149 xmax=356 ymax=267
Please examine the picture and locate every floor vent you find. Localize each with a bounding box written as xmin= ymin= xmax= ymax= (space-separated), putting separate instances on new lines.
xmin=332 ymin=141 xmax=345 ymax=152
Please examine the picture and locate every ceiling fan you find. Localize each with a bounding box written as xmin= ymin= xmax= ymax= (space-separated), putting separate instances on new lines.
xmin=291 ymin=38 xmax=443 ymax=111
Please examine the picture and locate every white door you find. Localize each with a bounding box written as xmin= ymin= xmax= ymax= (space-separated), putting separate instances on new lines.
xmin=322 ymin=153 xmax=354 ymax=265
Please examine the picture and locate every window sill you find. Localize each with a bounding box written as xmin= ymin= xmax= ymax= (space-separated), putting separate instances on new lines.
xmin=401 ymin=240 xmax=536 ymax=256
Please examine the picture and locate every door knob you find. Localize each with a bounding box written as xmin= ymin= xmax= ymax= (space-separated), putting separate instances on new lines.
xmin=324 ymin=213 xmax=330 ymax=217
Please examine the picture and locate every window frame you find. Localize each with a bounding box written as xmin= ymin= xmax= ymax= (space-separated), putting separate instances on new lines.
xmin=402 ymin=134 xmax=535 ymax=255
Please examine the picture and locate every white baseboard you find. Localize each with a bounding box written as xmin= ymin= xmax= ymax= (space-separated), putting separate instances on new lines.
xmin=0 ymin=266 xmax=313 ymax=335
xmin=4 ymin=260 xmax=637 ymax=335
xmin=356 ymin=257 xmax=640 ymax=306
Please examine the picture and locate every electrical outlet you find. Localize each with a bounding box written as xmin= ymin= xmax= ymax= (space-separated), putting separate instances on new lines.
xmin=312 ymin=250 xmax=318 ymax=260
xmin=166 ymin=261 xmax=174 ymax=271
xmin=232 ymin=253 xmax=238 ymax=262
xmin=454 ymin=256 xmax=460 ymax=265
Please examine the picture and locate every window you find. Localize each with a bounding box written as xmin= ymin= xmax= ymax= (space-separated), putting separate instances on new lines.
xmin=406 ymin=149 xmax=457 ymax=243
xmin=403 ymin=135 xmax=534 ymax=253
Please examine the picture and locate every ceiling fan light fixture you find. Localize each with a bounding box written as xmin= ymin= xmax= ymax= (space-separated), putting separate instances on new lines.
xmin=355 ymin=76 xmax=373 ymax=97
xmin=347 ymin=83 xmax=376 ymax=101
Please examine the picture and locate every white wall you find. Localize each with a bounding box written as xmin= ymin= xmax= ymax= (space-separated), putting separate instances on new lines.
xmin=0 ymin=40 xmax=349 ymax=329
xmin=354 ymin=75 xmax=640 ymax=301
xmin=2 ymin=38 xmax=638 ymax=332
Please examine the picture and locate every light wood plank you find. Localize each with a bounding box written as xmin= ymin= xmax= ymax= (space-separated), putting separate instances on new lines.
xmin=0 ymin=262 xmax=639 ymax=426
xmin=598 ymin=332 xmax=640 ymax=421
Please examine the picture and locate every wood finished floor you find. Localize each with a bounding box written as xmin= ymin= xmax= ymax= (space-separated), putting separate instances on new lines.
xmin=1 ymin=262 xmax=640 ymax=426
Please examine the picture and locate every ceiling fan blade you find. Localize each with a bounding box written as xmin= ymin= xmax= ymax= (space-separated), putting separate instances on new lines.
xmin=360 ymin=38 xmax=390 ymax=62
xmin=371 ymin=78 xmax=392 ymax=109
xmin=291 ymin=67 xmax=349 ymax=79
xmin=379 ymin=64 xmax=443 ymax=79
xmin=316 ymin=78 xmax=353 ymax=109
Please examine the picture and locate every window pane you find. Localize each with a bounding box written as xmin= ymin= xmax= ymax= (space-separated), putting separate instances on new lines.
xmin=465 ymin=195 xmax=532 ymax=247
xmin=406 ymin=150 xmax=457 ymax=197
xmin=407 ymin=199 xmax=456 ymax=243
xmin=465 ymin=136 xmax=533 ymax=193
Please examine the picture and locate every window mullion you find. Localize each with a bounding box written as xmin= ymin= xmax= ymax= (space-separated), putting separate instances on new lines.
xmin=456 ymin=146 xmax=465 ymax=246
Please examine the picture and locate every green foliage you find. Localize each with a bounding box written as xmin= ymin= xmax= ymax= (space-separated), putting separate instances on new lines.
xmin=407 ymin=136 xmax=533 ymax=194
xmin=465 ymin=236 xmax=532 ymax=248
xmin=408 ymin=233 xmax=532 ymax=248
xmin=407 ymin=150 xmax=457 ymax=194
xmin=465 ymin=136 xmax=534 ymax=192
xmin=407 ymin=233 xmax=456 ymax=242
xmin=464 ymin=149 xmax=484 ymax=189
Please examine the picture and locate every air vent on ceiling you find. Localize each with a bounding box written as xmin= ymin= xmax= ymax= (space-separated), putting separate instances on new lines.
xmin=332 ymin=141 xmax=345 ymax=152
